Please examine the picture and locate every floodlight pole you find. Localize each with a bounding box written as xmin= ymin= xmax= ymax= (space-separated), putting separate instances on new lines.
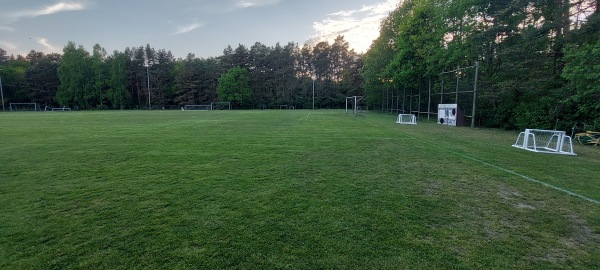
xmin=471 ymin=61 xmax=479 ymax=128
xmin=0 ymin=70 xmax=4 ymax=112
xmin=146 ymin=65 xmax=151 ymax=110
xmin=312 ymin=79 xmax=315 ymax=110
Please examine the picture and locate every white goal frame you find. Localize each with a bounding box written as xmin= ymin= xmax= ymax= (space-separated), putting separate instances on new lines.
xmin=45 ymin=106 xmax=72 ymax=112
xmin=211 ymin=102 xmax=231 ymax=110
xmin=396 ymin=114 xmax=417 ymax=125
xmin=10 ymin=103 xmax=40 ymax=111
xmin=512 ymin=129 xmax=575 ymax=155
xmin=346 ymin=96 xmax=365 ymax=116
xmin=182 ymin=105 xmax=212 ymax=111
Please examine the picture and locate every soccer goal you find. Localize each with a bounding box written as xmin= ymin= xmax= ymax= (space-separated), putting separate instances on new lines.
xmin=211 ymin=102 xmax=231 ymax=110
xmin=182 ymin=105 xmax=212 ymax=111
xmin=512 ymin=129 xmax=576 ymax=155
xmin=10 ymin=103 xmax=40 ymax=112
xmin=396 ymin=114 xmax=417 ymax=125
xmin=45 ymin=106 xmax=72 ymax=112
xmin=346 ymin=96 xmax=366 ymax=116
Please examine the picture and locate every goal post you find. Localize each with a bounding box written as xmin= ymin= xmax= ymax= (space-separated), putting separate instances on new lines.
xmin=182 ymin=105 xmax=212 ymax=111
xmin=211 ymin=102 xmax=231 ymax=110
xmin=346 ymin=96 xmax=365 ymax=116
xmin=45 ymin=106 xmax=72 ymax=111
xmin=512 ymin=129 xmax=576 ymax=155
xmin=396 ymin=114 xmax=417 ymax=125
xmin=10 ymin=103 xmax=40 ymax=111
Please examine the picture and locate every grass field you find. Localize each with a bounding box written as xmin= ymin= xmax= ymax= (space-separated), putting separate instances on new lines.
xmin=1 ymin=110 xmax=599 ymax=269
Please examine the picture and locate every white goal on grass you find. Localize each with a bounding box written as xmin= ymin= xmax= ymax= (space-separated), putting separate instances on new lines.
xmin=512 ymin=129 xmax=575 ymax=155
xmin=10 ymin=103 xmax=40 ymax=111
xmin=396 ymin=114 xmax=417 ymax=125
xmin=211 ymin=102 xmax=231 ymax=110
xmin=346 ymin=96 xmax=366 ymax=116
xmin=45 ymin=106 xmax=72 ymax=111
xmin=182 ymin=105 xmax=212 ymax=111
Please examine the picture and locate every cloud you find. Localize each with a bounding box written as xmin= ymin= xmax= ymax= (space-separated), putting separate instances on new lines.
xmin=4 ymin=1 xmax=90 ymax=23
xmin=0 ymin=41 xmax=18 ymax=51
xmin=37 ymin=38 xmax=58 ymax=52
xmin=30 ymin=2 xmax=86 ymax=16
xmin=187 ymin=0 xmax=281 ymax=13
xmin=0 ymin=26 xmax=16 ymax=32
xmin=234 ymin=0 xmax=282 ymax=9
xmin=173 ymin=22 xmax=205 ymax=35
xmin=308 ymin=0 xmax=401 ymax=53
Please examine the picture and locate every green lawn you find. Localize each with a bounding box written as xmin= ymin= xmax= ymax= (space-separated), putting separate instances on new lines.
xmin=1 ymin=110 xmax=598 ymax=269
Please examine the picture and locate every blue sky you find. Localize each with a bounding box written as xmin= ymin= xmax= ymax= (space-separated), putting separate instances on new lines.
xmin=0 ymin=0 xmax=401 ymax=58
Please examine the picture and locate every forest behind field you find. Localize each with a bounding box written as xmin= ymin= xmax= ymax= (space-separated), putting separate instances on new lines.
xmin=0 ymin=0 xmax=598 ymax=130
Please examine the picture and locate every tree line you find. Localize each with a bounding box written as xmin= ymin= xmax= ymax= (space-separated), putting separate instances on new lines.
xmin=363 ymin=0 xmax=600 ymax=130
xmin=2 ymin=0 xmax=599 ymax=131
xmin=0 ymin=36 xmax=363 ymax=110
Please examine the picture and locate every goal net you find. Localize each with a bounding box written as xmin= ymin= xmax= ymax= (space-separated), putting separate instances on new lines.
xmin=45 ymin=106 xmax=72 ymax=111
xmin=182 ymin=105 xmax=212 ymax=111
xmin=10 ymin=103 xmax=40 ymax=112
xmin=211 ymin=102 xmax=231 ymax=110
xmin=512 ymin=129 xmax=575 ymax=155
xmin=396 ymin=114 xmax=417 ymax=125
xmin=346 ymin=96 xmax=366 ymax=116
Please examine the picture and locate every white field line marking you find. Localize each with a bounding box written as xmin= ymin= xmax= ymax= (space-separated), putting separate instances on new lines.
xmin=409 ymin=133 xmax=600 ymax=206
xmin=453 ymin=151 xmax=600 ymax=206
xmin=304 ymin=112 xmax=311 ymax=121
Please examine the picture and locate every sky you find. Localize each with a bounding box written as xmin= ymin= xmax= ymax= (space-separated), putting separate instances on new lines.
xmin=0 ymin=0 xmax=401 ymax=59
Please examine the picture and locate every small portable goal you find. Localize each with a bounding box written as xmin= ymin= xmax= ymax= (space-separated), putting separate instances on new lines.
xmin=396 ymin=114 xmax=417 ymax=125
xmin=512 ymin=129 xmax=575 ymax=155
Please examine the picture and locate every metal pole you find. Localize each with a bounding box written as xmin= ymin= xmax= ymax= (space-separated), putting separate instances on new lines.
xmin=427 ymin=76 xmax=431 ymax=121
xmin=345 ymin=97 xmax=348 ymax=114
xmin=455 ymin=65 xmax=460 ymax=103
xmin=146 ymin=66 xmax=151 ymax=110
xmin=0 ymin=73 xmax=4 ymax=112
xmin=312 ymin=79 xmax=315 ymax=110
xmin=440 ymin=77 xmax=444 ymax=104
xmin=471 ymin=61 xmax=479 ymax=128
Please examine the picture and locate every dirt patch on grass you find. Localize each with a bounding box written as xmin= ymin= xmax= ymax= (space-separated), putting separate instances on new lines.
xmin=564 ymin=214 xmax=596 ymax=249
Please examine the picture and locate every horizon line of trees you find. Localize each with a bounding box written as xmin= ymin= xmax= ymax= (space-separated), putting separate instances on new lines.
xmin=363 ymin=0 xmax=600 ymax=130
xmin=0 ymin=35 xmax=363 ymax=111
xmin=2 ymin=0 xmax=599 ymax=132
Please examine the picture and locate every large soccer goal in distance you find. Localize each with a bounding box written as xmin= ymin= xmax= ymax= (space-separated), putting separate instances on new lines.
xmin=512 ymin=129 xmax=575 ymax=155
xmin=45 ymin=106 xmax=72 ymax=111
xmin=211 ymin=102 xmax=231 ymax=110
xmin=10 ymin=103 xmax=40 ymax=112
xmin=346 ymin=96 xmax=366 ymax=116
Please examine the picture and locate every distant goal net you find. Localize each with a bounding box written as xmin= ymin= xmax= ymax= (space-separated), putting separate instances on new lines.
xmin=512 ymin=129 xmax=575 ymax=155
xmin=182 ymin=105 xmax=212 ymax=111
xmin=211 ymin=102 xmax=231 ymax=110
xmin=396 ymin=114 xmax=417 ymax=125
xmin=45 ymin=106 xmax=72 ymax=112
xmin=346 ymin=96 xmax=366 ymax=116
xmin=10 ymin=103 xmax=40 ymax=112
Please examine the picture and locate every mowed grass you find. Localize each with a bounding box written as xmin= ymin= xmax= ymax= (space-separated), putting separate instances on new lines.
xmin=0 ymin=110 xmax=598 ymax=269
